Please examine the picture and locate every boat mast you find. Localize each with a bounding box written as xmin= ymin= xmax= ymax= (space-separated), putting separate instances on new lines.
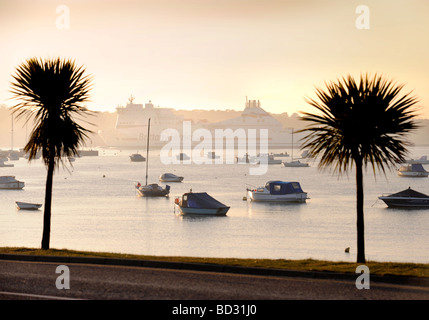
xmin=145 ymin=118 xmax=151 ymax=186
xmin=11 ymin=113 xmax=13 ymax=151
xmin=291 ymin=128 xmax=294 ymax=161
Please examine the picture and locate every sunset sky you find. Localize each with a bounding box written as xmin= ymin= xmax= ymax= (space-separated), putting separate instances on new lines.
xmin=1 ymin=0 xmax=428 ymax=118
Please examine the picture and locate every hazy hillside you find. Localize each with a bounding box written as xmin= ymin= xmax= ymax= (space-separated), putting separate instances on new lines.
xmin=1 ymin=104 xmax=428 ymax=149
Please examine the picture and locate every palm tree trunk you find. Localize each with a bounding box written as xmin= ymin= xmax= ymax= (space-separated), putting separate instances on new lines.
xmin=355 ymin=156 xmax=366 ymax=263
xmin=41 ymin=156 xmax=55 ymax=250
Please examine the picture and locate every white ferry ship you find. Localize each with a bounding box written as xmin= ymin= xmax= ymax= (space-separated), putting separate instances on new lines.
xmin=98 ymin=96 xmax=184 ymax=149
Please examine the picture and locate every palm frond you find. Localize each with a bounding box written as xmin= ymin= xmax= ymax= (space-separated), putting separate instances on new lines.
xmin=9 ymin=57 xmax=94 ymax=168
xmin=298 ymin=73 xmax=419 ymax=175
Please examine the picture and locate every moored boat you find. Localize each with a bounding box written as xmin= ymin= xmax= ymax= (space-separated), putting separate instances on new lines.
xmin=130 ymin=153 xmax=145 ymax=162
xmin=282 ymin=160 xmax=309 ymax=167
xmin=136 ymin=183 xmax=170 ymax=197
xmin=378 ymin=187 xmax=429 ymax=208
xmin=397 ymin=164 xmax=428 ymax=177
xmin=175 ymin=192 xmax=230 ymax=216
xmin=0 ymin=159 xmax=14 ymax=167
xmin=159 ymin=173 xmax=184 ymax=182
xmin=256 ymin=154 xmax=282 ymax=165
xmin=16 ymin=201 xmax=42 ymax=210
xmin=0 ymin=176 xmax=24 ymax=189
xmin=247 ymin=181 xmax=308 ymax=202
xmin=135 ymin=118 xmax=170 ymax=197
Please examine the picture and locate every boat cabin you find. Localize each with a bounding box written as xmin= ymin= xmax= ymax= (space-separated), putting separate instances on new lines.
xmin=177 ymin=192 xmax=228 ymax=209
xmin=265 ymin=181 xmax=304 ymax=195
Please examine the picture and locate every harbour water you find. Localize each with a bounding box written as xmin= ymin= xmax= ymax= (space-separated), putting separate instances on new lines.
xmin=1 ymin=146 xmax=429 ymax=264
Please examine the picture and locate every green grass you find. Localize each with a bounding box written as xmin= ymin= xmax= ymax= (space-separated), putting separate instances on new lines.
xmin=1 ymin=247 xmax=428 ymax=278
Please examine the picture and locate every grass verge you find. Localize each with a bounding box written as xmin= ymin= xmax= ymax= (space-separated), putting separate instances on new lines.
xmin=1 ymin=246 xmax=428 ymax=278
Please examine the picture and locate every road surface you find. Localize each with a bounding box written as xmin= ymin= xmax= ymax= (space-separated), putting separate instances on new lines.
xmin=1 ymin=259 xmax=428 ymax=301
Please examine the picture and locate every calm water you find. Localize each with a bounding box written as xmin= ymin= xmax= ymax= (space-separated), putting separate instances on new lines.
xmin=1 ymin=146 xmax=429 ymax=263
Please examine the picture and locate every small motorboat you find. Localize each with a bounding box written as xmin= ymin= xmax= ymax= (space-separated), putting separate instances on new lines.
xmin=16 ymin=201 xmax=42 ymax=210
xmin=0 ymin=159 xmax=14 ymax=167
xmin=247 ymin=181 xmax=308 ymax=203
xmin=159 ymin=173 xmax=184 ymax=182
xmin=282 ymin=160 xmax=309 ymax=167
xmin=0 ymin=176 xmax=24 ymax=189
xmin=175 ymin=191 xmax=230 ymax=216
xmin=271 ymin=152 xmax=289 ymax=157
xmin=255 ymin=154 xmax=282 ymax=165
xmin=130 ymin=153 xmax=146 ymax=162
xmin=397 ymin=164 xmax=428 ymax=177
xmin=379 ymin=187 xmax=429 ymax=208
xmin=136 ymin=183 xmax=170 ymax=197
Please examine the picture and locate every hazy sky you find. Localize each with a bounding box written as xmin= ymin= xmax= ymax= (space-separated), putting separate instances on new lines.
xmin=1 ymin=0 xmax=428 ymax=117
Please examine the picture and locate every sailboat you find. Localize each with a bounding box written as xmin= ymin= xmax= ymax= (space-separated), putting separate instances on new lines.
xmin=135 ymin=118 xmax=170 ymax=197
xmin=8 ymin=114 xmax=20 ymax=161
xmin=282 ymin=128 xmax=309 ymax=167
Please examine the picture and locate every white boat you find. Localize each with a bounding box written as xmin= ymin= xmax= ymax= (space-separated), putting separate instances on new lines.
xmin=405 ymin=156 xmax=429 ymax=164
xmin=379 ymin=187 xmax=429 ymax=208
xmin=397 ymin=164 xmax=429 ymax=177
xmin=255 ymin=154 xmax=282 ymax=165
xmin=8 ymin=153 xmax=19 ymax=161
xmin=136 ymin=183 xmax=170 ymax=197
xmin=281 ymin=128 xmax=309 ymax=168
xmin=135 ymin=118 xmax=170 ymax=197
xmin=282 ymin=160 xmax=309 ymax=167
xmin=272 ymin=152 xmax=289 ymax=157
xmin=16 ymin=201 xmax=42 ymax=210
xmin=247 ymin=181 xmax=308 ymax=202
xmin=175 ymin=192 xmax=230 ymax=216
xmin=0 ymin=176 xmax=25 ymax=189
xmin=159 ymin=173 xmax=184 ymax=182
xmin=130 ymin=153 xmax=145 ymax=162
xmin=0 ymin=159 xmax=14 ymax=167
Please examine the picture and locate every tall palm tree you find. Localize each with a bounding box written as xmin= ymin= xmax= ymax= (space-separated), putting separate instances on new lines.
xmin=10 ymin=57 xmax=93 ymax=250
xmin=298 ymin=74 xmax=419 ymax=263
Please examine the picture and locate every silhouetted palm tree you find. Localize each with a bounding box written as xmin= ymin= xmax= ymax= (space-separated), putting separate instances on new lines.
xmin=10 ymin=57 xmax=93 ymax=250
xmin=298 ymin=74 xmax=419 ymax=263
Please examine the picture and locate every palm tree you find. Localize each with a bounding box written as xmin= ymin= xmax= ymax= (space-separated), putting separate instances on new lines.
xmin=10 ymin=57 xmax=93 ymax=250
xmin=298 ymin=74 xmax=419 ymax=263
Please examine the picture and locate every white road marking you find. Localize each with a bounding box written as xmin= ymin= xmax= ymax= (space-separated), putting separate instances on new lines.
xmin=0 ymin=291 xmax=84 ymax=300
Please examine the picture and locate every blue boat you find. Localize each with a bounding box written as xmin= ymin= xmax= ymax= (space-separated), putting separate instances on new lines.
xmin=247 ymin=181 xmax=308 ymax=202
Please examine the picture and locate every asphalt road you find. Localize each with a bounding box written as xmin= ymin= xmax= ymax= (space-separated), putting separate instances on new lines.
xmin=1 ymin=259 xmax=428 ymax=301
